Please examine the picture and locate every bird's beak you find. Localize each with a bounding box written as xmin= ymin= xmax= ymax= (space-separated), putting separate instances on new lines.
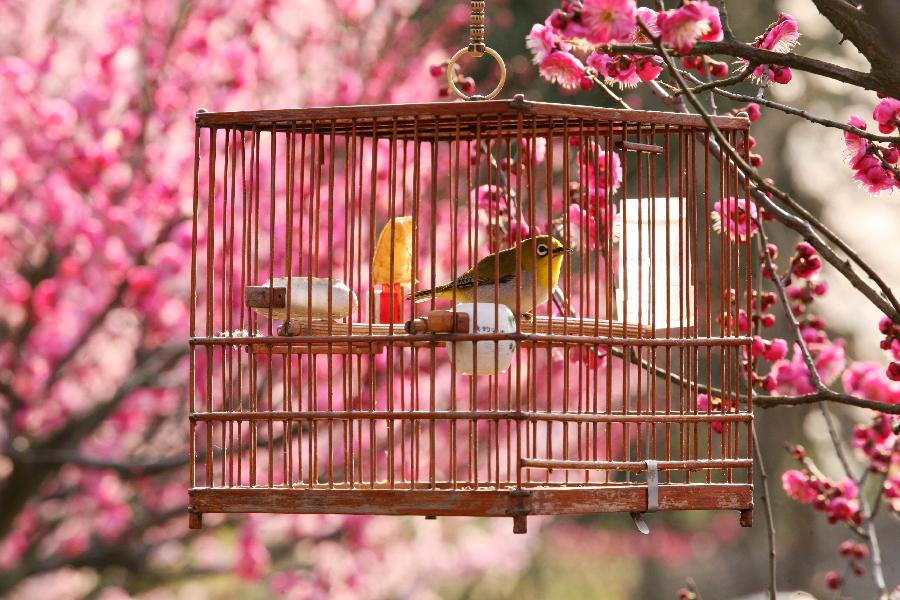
xmin=553 ymin=246 xmax=572 ymax=255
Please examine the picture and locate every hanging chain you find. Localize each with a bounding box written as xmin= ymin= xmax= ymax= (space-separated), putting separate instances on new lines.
xmin=468 ymin=1 xmax=486 ymax=56
xmin=447 ymin=0 xmax=506 ymax=100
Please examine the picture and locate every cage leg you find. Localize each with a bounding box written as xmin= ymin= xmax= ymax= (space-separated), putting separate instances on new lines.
xmin=188 ymin=508 xmax=203 ymax=530
xmin=512 ymin=515 xmax=527 ymax=534
xmin=739 ymin=508 xmax=753 ymax=527
xmin=425 ymin=515 xmax=437 ymax=520
xmin=507 ymin=489 xmax=531 ymax=534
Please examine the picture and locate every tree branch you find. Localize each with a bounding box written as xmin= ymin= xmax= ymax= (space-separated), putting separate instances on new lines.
xmin=754 ymin=391 xmax=900 ymax=414
xmin=812 ymin=0 xmax=900 ymax=99
xmin=648 ymin=38 xmax=900 ymax=322
xmin=600 ymin=40 xmax=896 ymax=97
xmin=17 ymin=450 xmax=188 ymax=479
xmin=38 ymin=216 xmax=186 ymax=399
xmin=0 ymin=345 xmax=186 ymax=541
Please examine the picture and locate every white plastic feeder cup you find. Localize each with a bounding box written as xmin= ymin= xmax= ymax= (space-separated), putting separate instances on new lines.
xmin=448 ymin=303 xmax=517 ymax=376
xmin=616 ymin=198 xmax=693 ymax=329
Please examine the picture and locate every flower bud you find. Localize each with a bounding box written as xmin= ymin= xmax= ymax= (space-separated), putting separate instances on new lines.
xmin=884 ymin=146 xmax=899 ymax=164
xmin=745 ymin=103 xmax=761 ymax=122
xmin=772 ymin=66 xmax=792 ymax=84
xmin=709 ymin=61 xmax=728 ymax=77
xmin=886 ymin=362 xmax=900 ymax=382
xmin=549 ymin=10 xmax=568 ymax=30
xmin=824 ymin=571 xmax=842 ymax=590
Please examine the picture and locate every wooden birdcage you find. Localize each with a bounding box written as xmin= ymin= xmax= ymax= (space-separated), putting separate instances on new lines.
xmin=186 ymin=94 xmax=755 ymax=534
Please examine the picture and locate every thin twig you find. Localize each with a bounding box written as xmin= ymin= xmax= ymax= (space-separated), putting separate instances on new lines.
xmin=753 ymin=427 xmax=778 ymax=600
xmin=678 ymin=65 xmax=752 ymax=96
xmin=589 ymin=75 xmax=631 ymax=110
xmin=861 ymin=493 xmax=888 ymax=598
xmin=679 ymin=70 xmax=900 ymax=144
xmin=615 ymin=347 xmax=717 ymax=396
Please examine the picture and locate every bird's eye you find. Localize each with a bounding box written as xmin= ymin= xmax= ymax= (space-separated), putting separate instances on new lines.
xmin=536 ymin=243 xmax=549 ymax=256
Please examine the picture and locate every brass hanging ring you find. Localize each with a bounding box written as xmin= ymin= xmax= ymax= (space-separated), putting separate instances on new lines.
xmin=446 ymin=46 xmax=506 ymax=101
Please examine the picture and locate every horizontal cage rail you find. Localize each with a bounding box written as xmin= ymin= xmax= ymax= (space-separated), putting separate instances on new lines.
xmin=519 ymin=458 xmax=753 ymax=472
xmin=189 ymin=410 xmax=752 ymax=424
xmin=210 ymin=316 xmax=663 ymax=338
xmin=192 ymin=334 xmax=752 ymax=347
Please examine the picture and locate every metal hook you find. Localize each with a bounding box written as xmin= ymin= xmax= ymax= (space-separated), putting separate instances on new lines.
xmin=630 ymin=460 xmax=659 ymax=534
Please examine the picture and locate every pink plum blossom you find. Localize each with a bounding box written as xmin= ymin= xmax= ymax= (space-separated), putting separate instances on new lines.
xmin=843 ymin=115 xmax=899 ymax=194
xmin=527 ymin=22 xmax=568 ymax=65
xmin=851 ymin=152 xmax=898 ymax=195
xmin=472 ymin=184 xmax=506 ymax=213
xmin=873 ymin=97 xmax=900 ymax=134
xmin=843 ymin=361 xmax=900 ymax=404
xmin=588 ymin=52 xmax=662 ymax=87
xmin=791 ymin=242 xmax=822 ymax=279
xmin=843 ymin=115 xmax=869 ymax=162
xmin=885 ymin=476 xmax=900 ymax=512
xmin=579 ymin=0 xmax=638 ymax=44
xmin=697 ymin=393 xmax=731 ymax=433
xmin=712 ymin=197 xmax=759 ymax=242
xmin=754 ymin=13 xmax=800 ymax=53
xmin=539 ymin=51 xmax=586 ymax=90
xmin=782 ymin=469 xmax=817 ymax=503
xmin=657 ymin=0 xmax=723 ymax=54
xmin=580 ymin=147 xmax=623 ymax=208
xmin=633 ymin=6 xmax=661 ymax=41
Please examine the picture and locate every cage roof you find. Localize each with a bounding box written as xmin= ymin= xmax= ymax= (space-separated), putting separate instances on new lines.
xmin=195 ymin=96 xmax=749 ymax=139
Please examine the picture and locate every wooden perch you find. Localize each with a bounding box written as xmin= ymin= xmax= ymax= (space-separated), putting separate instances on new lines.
xmin=404 ymin=310 xmax=470 ymax=335
xmin=245 ymin=286 xmax=286 ymax=309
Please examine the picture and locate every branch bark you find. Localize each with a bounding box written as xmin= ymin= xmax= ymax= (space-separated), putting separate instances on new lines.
xmin=601 ymin=40 xmax=897 ymax=98
xmin=0 ymin=345 xmax=186 ymax=542
xmin=754 ymin=391 xmax=900 ymax=414
xmin=811 ymin=0 xmax=900 ymax=99
xmin=752 ymin=428 xmax=777 ymax=600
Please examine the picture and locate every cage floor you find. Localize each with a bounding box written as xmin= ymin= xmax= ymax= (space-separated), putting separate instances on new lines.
xmin=189 ymin=482 xmax=752 ymax=517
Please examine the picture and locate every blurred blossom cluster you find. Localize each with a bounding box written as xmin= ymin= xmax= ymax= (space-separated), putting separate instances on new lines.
xmin=0 ymin=0 xmax=550 ymax=596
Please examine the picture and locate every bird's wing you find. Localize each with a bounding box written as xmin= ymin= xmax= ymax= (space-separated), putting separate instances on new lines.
xmin=468 ymin=247 xmax=517 ymax=286
xmin=454 ymin=252 xmax=517 ymax=289
xmin=411 ymin=250 xmax=517 ymax=301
